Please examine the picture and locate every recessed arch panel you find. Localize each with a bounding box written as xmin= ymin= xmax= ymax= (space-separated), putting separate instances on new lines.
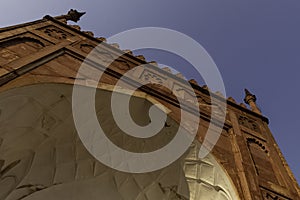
xmin=0 ymin=83 xmax=239 ymax=200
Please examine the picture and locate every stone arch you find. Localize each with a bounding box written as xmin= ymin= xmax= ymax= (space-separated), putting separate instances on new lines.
xmin=246 ymin=137 xmax=278 ymax=184
xmin=0 ymin=37 xmax=45 ymax=66
xmin=184 ymin=141 xmax=240 ymax=200
xmin=0 ymin=83 xmax=189 ymax=200
xmin=246 ymin=137 xmax=269 ymax=154
xmin=0 ymin=82 xmax=240 ymax=199
xmin=0 ymin=37 xmax=45 ymax=48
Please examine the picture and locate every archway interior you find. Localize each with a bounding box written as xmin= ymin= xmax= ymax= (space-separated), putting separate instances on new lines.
xmin=0 ymin=83 xmax=239 ymax=200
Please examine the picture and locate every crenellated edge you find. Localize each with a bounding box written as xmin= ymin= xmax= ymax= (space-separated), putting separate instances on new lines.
xmin=41 ymin=11 xmax=269 ymax=122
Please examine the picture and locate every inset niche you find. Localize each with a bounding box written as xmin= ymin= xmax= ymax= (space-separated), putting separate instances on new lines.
xmin=0 ymin=37 xmax=45 ymax=66
xmin=238 ymin=115 xmax=260 ymax=132
xmin=246 ymin=137 xmax=278 ymax=184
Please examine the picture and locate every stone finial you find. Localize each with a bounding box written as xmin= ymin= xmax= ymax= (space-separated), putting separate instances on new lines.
xmin=161 ymin=67 xmax=172 ymax=73
xmin=240 ymin=103 xmax=247 ymax=108
xmin=202 ymin=85 xmax=209 ymax=91
xmin=136 ymin=55 xmax=146 ymax=61
xmin=69 ymin=25 xmax=81 ymax=31
xmin=215 ymin=91 xmax=224 ymax=98
xmin=227 ymin=97 xmax=236 ymax=103
xmin=83 ymin=31 xmax=94 ymax=37
xmin=244 ymin=89 xmax=256 ymax=103
xmin=148 ymin=61 xmax=158 ymax=67
xmin=244 ymin=89 xmax=261 ymax=114
xmin=97 ymin=37 xmax=107 ymax=42
xmin=65 ymin=9 xmax=86 ymax=22
xmin=110 ymin=43 xmax=120 ymax=49
xmin=188 ymin=79 xmax=198 ymax=85
xmin=123 ymin=49 xmax=133 ymax=55
xmin=175 ymin=73 xmax=184 ymax=79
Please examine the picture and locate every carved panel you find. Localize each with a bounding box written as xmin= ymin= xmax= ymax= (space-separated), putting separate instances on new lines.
xmin=0 ymin=48 xmax=19 ymax=64
xmin=238 ymin=115 xmax=260 ymax=132
xmin=41 ymin=26 xmax=73 ymax=40
xmin=31 ymin=53 xmax=84 ymax=79
xmin=79 ymin=43 xmax=95 ymax=54
xmin=173 ymin=83 xmax=197 ymax=104
xmin=140 ymin=69 xmax=167 ymax=84
xmin=261 ymin=187 xmax=292 ymax=200
xmin=76 ymin=44 xmax=133 ymax=71
xmin=0 ymin=37 xmax=45 ymax=66
xmin=112 ymin=58 xmax=131 ymax=71
xmin=92 ymin=48 xmax=115 ymax=63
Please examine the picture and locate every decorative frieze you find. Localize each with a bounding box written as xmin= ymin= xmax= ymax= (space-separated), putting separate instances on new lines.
xmin=41 ymin=26 xmax=73 ymax=40
xmin=140 ymin=69 xmax=166 ymax=85
xmin=238 ymin=115 xmax=260 ymax=132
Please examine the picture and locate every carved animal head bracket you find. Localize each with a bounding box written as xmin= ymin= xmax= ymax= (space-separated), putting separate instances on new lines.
xmin=65 ymin=9 xmax=86 ymax=22
xmin=50 ymin=9 xmax=86 ymax=23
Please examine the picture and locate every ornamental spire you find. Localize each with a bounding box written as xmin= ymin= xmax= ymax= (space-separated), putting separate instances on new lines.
xmin=244 ymin=89 xmax=261 ymax=115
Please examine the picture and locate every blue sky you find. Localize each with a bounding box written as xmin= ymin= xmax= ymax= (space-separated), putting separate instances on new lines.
xmin=1 ymin=0 xmax=299 ymax=183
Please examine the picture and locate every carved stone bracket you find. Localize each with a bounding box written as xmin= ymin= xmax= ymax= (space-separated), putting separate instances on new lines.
xmin=66 ymin=9 xmax=86 ymax=22
xmin=53 ymin=9 xmax=86 ymax=23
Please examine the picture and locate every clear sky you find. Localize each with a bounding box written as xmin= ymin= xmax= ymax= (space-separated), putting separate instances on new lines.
xmin=1 ymin=0 xmax=299 ymax=183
